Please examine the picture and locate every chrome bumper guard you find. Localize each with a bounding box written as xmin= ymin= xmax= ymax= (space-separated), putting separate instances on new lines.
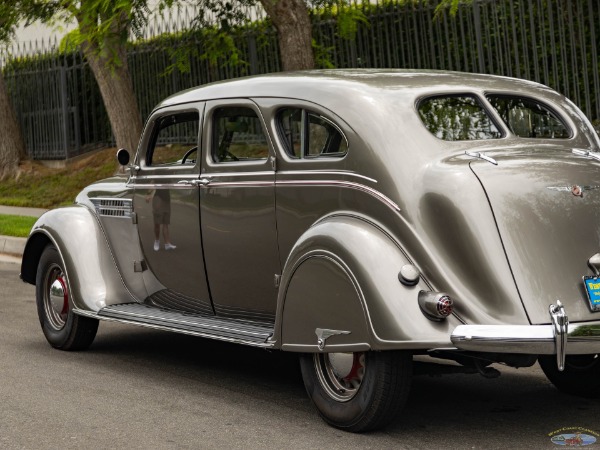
xmin=451 ymin=301 xmax=600 ymax=371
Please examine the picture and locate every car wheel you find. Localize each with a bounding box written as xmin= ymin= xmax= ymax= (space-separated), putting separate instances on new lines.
xmin=300 ymin=350 xmax=412 ymax=432
xmin=36 ymin=244 xmax=99 ymax=350
xmin=538 ymin=354 xmax=600 ymax=398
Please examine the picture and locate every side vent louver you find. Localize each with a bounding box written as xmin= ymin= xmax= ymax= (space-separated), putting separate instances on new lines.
xmin=91 ymin=198 xmax=133 ymax=219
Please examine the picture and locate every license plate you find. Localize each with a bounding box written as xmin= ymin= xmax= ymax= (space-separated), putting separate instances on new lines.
xmin=583 ymin=276 xmax=600 ymax=312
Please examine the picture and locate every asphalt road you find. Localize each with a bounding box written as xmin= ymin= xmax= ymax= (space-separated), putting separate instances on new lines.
xmin=1 ymin=260 xmax=599 ymax=450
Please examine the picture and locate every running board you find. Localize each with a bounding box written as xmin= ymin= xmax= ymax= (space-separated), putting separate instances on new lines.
xmin=82 ymin=303 xmax=275 ymax=348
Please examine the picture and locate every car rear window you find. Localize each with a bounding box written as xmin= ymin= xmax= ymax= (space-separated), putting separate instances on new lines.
xmin=486 ymin=95 xmax=571 ymax=139
xmin=418 ymin=95 xmax=503 ymax=141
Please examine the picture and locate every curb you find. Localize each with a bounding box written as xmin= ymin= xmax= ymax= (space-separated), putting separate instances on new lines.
xmin=0 ymin=206 xmax=45 ymax=264
xmin=0 ymin=235 xmax=26 ymax=259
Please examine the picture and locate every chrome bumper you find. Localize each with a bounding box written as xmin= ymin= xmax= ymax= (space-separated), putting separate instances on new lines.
xmin=451 ymin=301 xmax=600 ymax=371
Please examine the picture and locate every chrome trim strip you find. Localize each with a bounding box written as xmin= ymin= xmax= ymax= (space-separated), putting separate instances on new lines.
xmin=204 ymin=181 xmax=275 ymax=188
xmin=74 ymin=309 xmax=275 ymax=348
xmin=451 ymin=322 xmax=600 ymax=355
xmin=136 ymin=170 xmax=375 ymax=182
xmin=132 ymin=178 xmax=399 ymax=212
xmin=204 ymin=171 xmax=275 ymax=177
xmin=278 ymin=170 xmax=377 ymax=183
xmin=129 ymin=182 xmax=199 ymax=189
xmin=135 ymin=174 xmax=201 ymax=181
xmin=101 ymin=307 xmax=270 ymax=337
xmin=277 ymin=180 xmax=401 ymax=213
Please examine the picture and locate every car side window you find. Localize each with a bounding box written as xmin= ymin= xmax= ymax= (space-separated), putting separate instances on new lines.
xmin=148 ymin=111 xmax=199 ymax=166
xmin=212 ymin=107 xmax=269 ymax=162
xmin=486 ymin=95 xmax=571 ymax=139
xmin=277 ymin=108 xmax=348 ymax=158
xmin=418 ymin=95 xmax=503 ymax=141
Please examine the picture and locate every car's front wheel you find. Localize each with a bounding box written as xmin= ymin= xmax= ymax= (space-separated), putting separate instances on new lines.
xmin=538 ymin=354 xmax=600 ymax=398
xmin=36 ymin=244 xmax=98 ymax=350
xmin=300 ymin=350 xmax=412 ymax=432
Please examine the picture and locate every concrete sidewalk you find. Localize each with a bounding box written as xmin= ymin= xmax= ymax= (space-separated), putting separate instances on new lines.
xmin=0 ymin=205 xmax=47 ymax=218
xmin=0 ymin=205 xmax=47 ymax=263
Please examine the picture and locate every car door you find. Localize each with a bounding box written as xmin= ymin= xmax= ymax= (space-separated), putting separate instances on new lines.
xmin=132 ymin=103 xmax=213 ymax=315
xmin=199 ymin=99 xmax=280 ymax=323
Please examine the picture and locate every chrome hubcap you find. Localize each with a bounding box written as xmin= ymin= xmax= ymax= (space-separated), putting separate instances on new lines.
xmin=44 ymin=265 xmax=68 ymax=330
xmin=314 ymin=352 xmax=366 ymax=402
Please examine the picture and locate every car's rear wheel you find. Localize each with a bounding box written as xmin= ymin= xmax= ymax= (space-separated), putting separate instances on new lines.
xmin=538 ymin=354 xmax=600 ymax=398
xmin=36 ymin=244 xmax=98 ymax=350
xmin=300 ymin=350 xmax=412 ymax=432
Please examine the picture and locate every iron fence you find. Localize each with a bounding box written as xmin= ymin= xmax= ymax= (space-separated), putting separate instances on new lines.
xmin=2 ymin=0 xmax=599 ymax=160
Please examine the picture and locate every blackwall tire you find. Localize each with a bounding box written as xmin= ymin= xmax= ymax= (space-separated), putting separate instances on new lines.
xmin=35 ymin=244 xmax=99 ymax=351
xmin=538 ymin=354 xmax=600 ymax=398
xmin=300 ymin=350 xmax=412 ymax=432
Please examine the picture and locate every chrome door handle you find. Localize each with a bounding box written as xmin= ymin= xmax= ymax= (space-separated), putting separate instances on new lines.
xmin=177 ymin=178 xmax=211 ymax=186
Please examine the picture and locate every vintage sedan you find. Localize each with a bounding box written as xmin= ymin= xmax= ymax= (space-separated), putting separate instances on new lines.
xmin=21 ymin=69 xmax=600 ymax=432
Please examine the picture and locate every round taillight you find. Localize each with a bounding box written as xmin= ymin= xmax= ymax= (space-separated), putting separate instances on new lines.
xmin=436 ymin=295 xmax=453 ymax=318
xmin=418 ymin=291 xmax=454 ymax=321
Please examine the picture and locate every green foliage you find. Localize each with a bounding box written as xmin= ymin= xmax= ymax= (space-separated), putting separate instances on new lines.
xmin=0 ymin=1 xmax=20 ymax=44
xmin=0 ymin=214 xmax=37 ymax=238
xmin=191 ymin=0 xmax=258 ymax=30
xmin=59 ymin=30 xmax=82 ymax=53
xmin=312 ymin=38 xmax=335 ymax=69
xmin=197 ymin=26 xmax=248 ymax=69
xmin=434 ymin=0 xmax=466 ymax=18
xmin=336 ymin=4 xmax=369 ymax=40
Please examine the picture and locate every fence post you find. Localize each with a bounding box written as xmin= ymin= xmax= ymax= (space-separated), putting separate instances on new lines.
xmin=248 ymin=34 xmax=258 ymax=75
xmin=59 ymin=65 xmax=69 ymax=159
xmin=473 ymin=0 xmax=485 ymax=73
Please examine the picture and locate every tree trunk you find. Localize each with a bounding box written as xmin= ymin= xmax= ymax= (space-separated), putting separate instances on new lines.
xmin=82 ymin=48 xmax=143 ymax=153
xmin=0 ymin=71 xmax=26 ymax=179
xmin=259 ymin=0 xmax=315 ymax=71
xmin=77 ymin=5 xmax=143 ymax=154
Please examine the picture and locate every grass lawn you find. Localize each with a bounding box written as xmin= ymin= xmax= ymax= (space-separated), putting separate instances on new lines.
xmin=0 ymin=214 xmax=38 ymax=238
xmin=0 ymin=148 xmax=120 ymax=209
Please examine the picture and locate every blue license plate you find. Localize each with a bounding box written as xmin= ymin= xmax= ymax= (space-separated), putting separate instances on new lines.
xmin=583 ymin=276 xmax=600 ymax=312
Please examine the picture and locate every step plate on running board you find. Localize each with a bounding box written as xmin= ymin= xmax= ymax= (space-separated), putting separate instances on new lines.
xmin=91 ymin=303 xmax=274 ymax=347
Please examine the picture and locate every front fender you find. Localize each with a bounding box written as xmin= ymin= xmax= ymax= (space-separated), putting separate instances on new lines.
xmin=274 ymin=215 xmax=462 ymax=352
xmin=21 ymin=206 xmax=138 ymax=312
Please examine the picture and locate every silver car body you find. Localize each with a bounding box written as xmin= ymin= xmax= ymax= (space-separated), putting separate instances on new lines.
xmin=22 ymin=69 xmax=600 ymax=363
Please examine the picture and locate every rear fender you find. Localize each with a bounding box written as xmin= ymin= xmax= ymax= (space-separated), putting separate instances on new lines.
xmin=21 ymin=206 xmax=138 ymax=312
xmin=274 ymin=215 xmax=461 ymax=352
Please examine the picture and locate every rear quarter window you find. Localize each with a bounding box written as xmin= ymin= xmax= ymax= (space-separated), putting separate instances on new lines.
xmin=277 ymin=108 xmax=348 ymax=158
xmin=417 ymin=95 xmax=503 ymax=141
xmin=486 ymin=94 xmax=572 ymax=139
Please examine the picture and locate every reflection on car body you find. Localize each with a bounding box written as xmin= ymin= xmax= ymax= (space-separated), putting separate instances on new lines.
xmin=21 ymin=70 xmax=600 ymax=432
